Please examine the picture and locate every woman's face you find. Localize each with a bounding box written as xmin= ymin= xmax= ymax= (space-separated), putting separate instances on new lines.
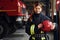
xmin=34 ymin=5 xmax=42 ymax=14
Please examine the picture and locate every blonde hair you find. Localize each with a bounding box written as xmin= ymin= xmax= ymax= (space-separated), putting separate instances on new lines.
xmin=33 ymin=2 xmax=44 ymax=8
xmin=29 ymin=2 xmax=44 ymax=21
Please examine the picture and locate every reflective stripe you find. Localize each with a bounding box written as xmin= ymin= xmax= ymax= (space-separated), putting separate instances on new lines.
xmin=41 ymin=31 xmax=44 ymax=33
xmin=32 ymin=37 xmax=35 ymax=40
xmin=41 ymin=31 xmax=45 ymax=40
xmin=41 ymin=37 xmax=45 ymax=40
xmin=30 ymin=24 xmax=35 ymax=35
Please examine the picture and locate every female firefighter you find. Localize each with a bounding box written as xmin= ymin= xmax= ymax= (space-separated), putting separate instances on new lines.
xmin=25 ymin=2 xmax=57 ymax=40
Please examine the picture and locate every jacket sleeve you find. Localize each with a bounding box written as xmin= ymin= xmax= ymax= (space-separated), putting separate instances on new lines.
xmin=44 ymin=16 xmax=58 ymax=31
xmin=42 ymin=15 xmax=58 ymax=31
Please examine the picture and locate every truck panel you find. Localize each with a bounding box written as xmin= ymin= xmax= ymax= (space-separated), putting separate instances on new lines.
xmin=0 ymin=0 xmax=18 ymax=16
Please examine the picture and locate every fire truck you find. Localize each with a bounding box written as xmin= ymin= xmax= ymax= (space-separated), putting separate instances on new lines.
xmin=0 ymin=0 xmax=27 ymax=38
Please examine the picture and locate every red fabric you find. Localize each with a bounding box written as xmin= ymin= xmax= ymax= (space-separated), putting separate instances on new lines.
xmin=42 ymin=20 xmax=52 ymax=32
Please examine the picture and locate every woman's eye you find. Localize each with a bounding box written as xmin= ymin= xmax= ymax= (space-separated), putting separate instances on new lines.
xmin=36 ymin=8 xmax=40 ymax=9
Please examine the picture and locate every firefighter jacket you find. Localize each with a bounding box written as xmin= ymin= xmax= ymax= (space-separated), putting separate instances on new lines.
xmin=25 ymin=13 xmax=57 ymax=35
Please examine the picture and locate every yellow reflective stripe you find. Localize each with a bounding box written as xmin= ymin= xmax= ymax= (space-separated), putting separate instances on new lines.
xmin=32 ymin=37 xmax=35 ymax=40
xmin=41 ymin=37 xmax=45 ymax=40
xmin=41 ymin=31 xmax=44 ymax=33
xmin=30 ymin=24 xmax=35 ymax=35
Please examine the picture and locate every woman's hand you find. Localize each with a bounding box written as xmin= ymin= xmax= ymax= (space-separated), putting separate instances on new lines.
xmin=38 ymin=22 xmax=56 ymax=30
xmin=38 ymin=23 xmax=43 ymax=29
xmin=50 ymin=23 xmax=56 ymax=30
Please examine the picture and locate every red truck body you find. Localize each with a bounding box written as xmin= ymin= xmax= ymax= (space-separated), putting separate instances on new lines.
xmin=0 ymin=0 xmax=18 ymax=16
xmin=0 ymin=0 xmax=26 ymax=16
xmin=0 ymin=0 xmax=27 ymax=39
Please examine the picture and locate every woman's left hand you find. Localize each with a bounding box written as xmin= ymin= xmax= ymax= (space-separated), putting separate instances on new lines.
xmin=50 ymin=23 xmax=56 ymax=30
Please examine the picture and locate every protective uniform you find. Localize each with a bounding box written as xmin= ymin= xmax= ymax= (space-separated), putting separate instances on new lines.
xmin=25 ymin=13 xmax=57 ymax=40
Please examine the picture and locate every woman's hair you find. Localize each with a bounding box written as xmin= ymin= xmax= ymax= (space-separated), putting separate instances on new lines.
xmin=34 ymin=2 xmax=44 ymax=8
xmin=31 ymin=2 xmax=43 ymax=14
xmin=29 ymin=2 xmax=44 ymax=21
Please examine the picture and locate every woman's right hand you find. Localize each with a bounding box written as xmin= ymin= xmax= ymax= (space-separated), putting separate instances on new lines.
xmin=38 ymin=23 xmax=43 ymax=29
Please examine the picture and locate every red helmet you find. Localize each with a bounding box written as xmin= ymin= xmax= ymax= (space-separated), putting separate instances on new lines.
xmin=42 ymin=20 xmax=52 ymax=32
